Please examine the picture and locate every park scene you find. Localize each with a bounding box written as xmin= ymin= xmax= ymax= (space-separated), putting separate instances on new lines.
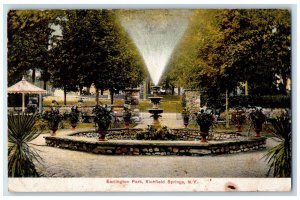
xmin=7 ymin=9 xmax=291 ymax=180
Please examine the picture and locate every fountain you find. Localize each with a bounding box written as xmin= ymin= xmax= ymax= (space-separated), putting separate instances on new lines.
xmin=120 ymin=10 xmax=190 ymax=85
xmin=148 ymin=86 xmax=164 ymax=129
xmin=44 ymin=10 xmax=267 ymax=157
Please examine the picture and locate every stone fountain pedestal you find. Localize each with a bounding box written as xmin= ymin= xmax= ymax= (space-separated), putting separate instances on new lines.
xmin=148 ymin=86 xmax=164 ymax=129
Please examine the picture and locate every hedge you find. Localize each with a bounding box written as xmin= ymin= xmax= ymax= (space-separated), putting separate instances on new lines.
xmin=205 ymin=95 xmax=290 ymax=109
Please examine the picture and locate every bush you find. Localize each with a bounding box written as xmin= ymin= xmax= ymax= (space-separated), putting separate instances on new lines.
xmin=231 ymin=109 xmax=246 ymax=125
xmin=41 ymin=108 xmax=63 ymax=129
xmin=196 ymin=111 xmax=214 ymax=132
xmin=92 ymin=105 xmax=113 ymax=130
xmin=204 ymin=95 xmax=290 ymax=111
xmin=264 ymin=110 xmax=291 ymax=177
xmin=229 ymin=95 xmax=290 ymax=109
xmin=249 ymin=108 xmax=266 ymax=129
xmin=68 ymin=106 xmax=80 ymax=123
xmin=136 ymin=126 xmax=176 ymax=140
xmin=33 ymin=116 xmax=48 ymax=131
xmin=8 ymin=113 xmax=42 ymax=177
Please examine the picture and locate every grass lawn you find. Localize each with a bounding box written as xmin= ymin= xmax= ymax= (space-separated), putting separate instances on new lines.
xmin=138 ymin=100 xmax=182 ymax=112
xmin=43 ymin=99 xmax=124 ymax=106
xmin=43 ymin=95 xmax=183 ymax=113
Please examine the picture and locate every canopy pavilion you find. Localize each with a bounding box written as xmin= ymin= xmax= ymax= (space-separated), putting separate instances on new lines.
xmin=7 ymin=77 xmax=47 ymax=113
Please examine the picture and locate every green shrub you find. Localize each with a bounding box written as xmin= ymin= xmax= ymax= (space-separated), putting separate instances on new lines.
xmin=136 ymin=126 xmax=176 ymax=140
xmin=8 ymin=113 xmax=42 ymax=177
xmin=196 ymin=111 xmax=215 ymax=132
xmin=68 ymin=106 xmax=80 ymax=123
xmin=231 ymin=109 xmax=246 ymax=125
xmin=92 ymin=105 xmax=112 ymax=130
xmin=229 ymin=95 xmax=290 ymax=108
xmin=264 ymin=110 xmax=291 ymax=177
xmin=204 ymin=95 xmax=290 ymax=111
xmin=41 ymin=108 xmax=63 ymax=130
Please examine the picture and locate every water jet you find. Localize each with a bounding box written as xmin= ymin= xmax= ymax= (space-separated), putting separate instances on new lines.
xmin=120 ymin=10 xmax=190 ymax=85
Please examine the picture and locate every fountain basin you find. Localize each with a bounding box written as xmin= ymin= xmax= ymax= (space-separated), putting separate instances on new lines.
xmin=44 ymin=129 xmax=267 ymax=156
xmin=148 ymin=108 xmax=164 ymax=115
xmin=148 ymin=97 xmax=163 ymax=105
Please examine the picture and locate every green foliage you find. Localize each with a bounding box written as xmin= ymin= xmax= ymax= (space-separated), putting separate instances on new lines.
xmin=43 ymin=99 xmax=124 ymax=107
xmin=68 ymin=106 xmax=80 ymax=123
xmin=8 ymin=113 xmax=41 ymax=177
xmin=41 ymin=108 xmax=63 ymax=129
xmin=123 ymin=109 xmax=132 ymax=122
xmin=160 ymin=74 xmax=177 ymax=94
xmin=264 ymin=111 xmax=291 ymax=177
xmin=181 ymin=107 xmax=190 ymax=118
xmin=181 ymin=92 xmax=187 ymax=108
xmin=196 ymin=111 xmax=215 ymax=132
xmin=231 ymin=109 xmax=247 ymax=125
xmin=49 ymin=10 xmax=146 ymax=104
xmin=136 ymin=126 xmax=176 ymax=140
xmin=249 ymin=108 xmax=266 ymax=129
xmin=7 ymin=10 xmax=61 ymax=86
xmin=166 ymin=9 xmax=291 ymax=100
xmin=92 ymin=105 xmax=113 ymax=130
xmin=33 ymin=115 xmax=48 ymax=131
xmin=201 ymin=94 xmax=290 ymax=111
xmin=8 ymin=10 xmax=146 ymax=105
xmin=229 ymin=95 xmax=291 ymax=108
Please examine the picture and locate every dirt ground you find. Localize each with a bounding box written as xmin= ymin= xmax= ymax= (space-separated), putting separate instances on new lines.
xmin=31 ymin=130 xmax=278 ymax=178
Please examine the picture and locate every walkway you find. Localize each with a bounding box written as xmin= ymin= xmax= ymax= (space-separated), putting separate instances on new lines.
xmin=31 ymin=129 xmax=278 ymax=178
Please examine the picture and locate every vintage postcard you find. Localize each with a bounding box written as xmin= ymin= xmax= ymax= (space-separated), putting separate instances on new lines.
xmin=5 ymin=6 xmax=293 ymax=193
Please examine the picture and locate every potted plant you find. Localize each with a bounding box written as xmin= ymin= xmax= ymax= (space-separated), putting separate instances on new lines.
xmin=69 ymin=106 xmax=80 ymax=130
xmin=92 ymin=105 xmax=112 ymax=141
xmin=196 ymin=110 xmax=214 ymax=142
xmin=123 ymin=108 xmax=132 ymax=129
xmin=42 ymin=108 xmax=62 ymax=136
xmin=250 ymin=108 xmax=266 ymax=137
xmin=231 ymin=109 xmax=246 ymax=133
xmin=181 ymin=107 xmax=190 ymax=128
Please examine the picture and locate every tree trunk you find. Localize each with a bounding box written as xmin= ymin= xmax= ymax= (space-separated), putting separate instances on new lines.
xmin=87 ymin=86 xmax=90 ymax=94
xmin=110 ymin=88 xmax=114 ymax=105
xmin=42 ymin=67 xmax=49 ymax=90
xmin=171 ymin=85 xmax=175 ymax=95
xmin=32 ymin=68 xmax=36 ymax=83
xmin=178 ymin=87 xmax=181 ymax=95
xmin=79 ymin=85 xmax=83 ymax=95
xmin=96 ymin=88 xmax=99 ymax=105
xmin=147 ymin=80 xmax=151 ymax=94
xmin=282 ymin=75 xmax=287 ymax=95
xmin=43 ymin=81 xmax=47 ymax=90
xmin=64 ymin=87 xmax=67 ymax=105
xmin=101 ymin=89 xmax=104 ymax=95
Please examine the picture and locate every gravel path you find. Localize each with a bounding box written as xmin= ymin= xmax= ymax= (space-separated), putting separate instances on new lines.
xmin=31 ymin=131 xmax=278 ymax=178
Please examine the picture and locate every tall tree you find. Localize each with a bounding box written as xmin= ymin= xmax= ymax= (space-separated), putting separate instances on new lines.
xmin=49 ymin=10 xmax=96 ymax=105
xmin=7 ymin=10 xmax=59 ymax=86
xmin=167 ymin=9 xmax=291 ymax=107
xmin=50 ymin=10 xmax=146 ymax=105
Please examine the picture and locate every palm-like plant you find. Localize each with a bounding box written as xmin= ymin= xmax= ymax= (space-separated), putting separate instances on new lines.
xmin=264 ymin=111 xmax=291 ymax=177
xmin=8 ymin=113 xmax=42 ymax=177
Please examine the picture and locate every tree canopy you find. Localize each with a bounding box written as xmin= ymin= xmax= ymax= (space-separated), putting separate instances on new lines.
xmin=7 ymin=10 xmax=60 ymax=86
xmin=166 ymin=9 xmax=291 ymax=107
xmin=8 ymin=9 xmax=146 ymax=105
